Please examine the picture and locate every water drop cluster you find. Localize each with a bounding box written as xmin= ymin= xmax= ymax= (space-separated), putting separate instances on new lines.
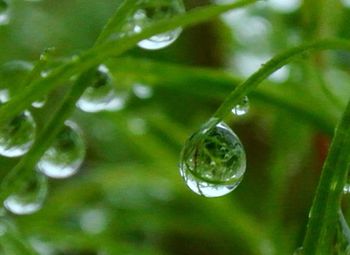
xmin=179 ymin=119 xmax=246 ymax=197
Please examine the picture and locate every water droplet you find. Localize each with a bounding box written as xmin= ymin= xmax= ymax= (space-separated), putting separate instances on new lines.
xmin=31 ymin=97 xmax=46 ymax=108
xmin=128 ymin=117 xmax=147 ymax=135
xmin=80 ymin=208 xmax=108 ymax=235
xmin=232 ymin=96 xmax=249 ymax=116
xmin=76 ymin=65 xmax=118 ymax=113
xmin=4 ymin=172 xmax=48 ymax=215
xmin=133 ymin=83 xmax=153 ymax=99
xmin=130 ymin=0 xmax=185 ymax=50
xmin=344 ymin=184 xmax=350 ymax=194
xmin=293 ymin=247 xmax=304 ymax=255
xmin=0 ymin=110 xmax=36 ymax=158
xmin=37 ymin=121 xmax=85 ymax=179
xmin=0 ymin=0 xmax=9 ymax=25
xmin=0 ymin=60 xmax=33 ymax=93
xmin=342 ymin=0 xmax=350 ymax=8
xmin=179 ymin=119 xmax=246 ymax=197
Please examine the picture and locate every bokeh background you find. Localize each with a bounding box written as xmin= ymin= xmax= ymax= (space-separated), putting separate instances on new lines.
xmin=1 ymin=0 xmax=350 ymax=254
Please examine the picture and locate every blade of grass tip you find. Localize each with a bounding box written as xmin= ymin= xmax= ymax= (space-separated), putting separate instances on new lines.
xmin=0 ymin=0 xmax=138 ymax=202
xmin=0 ymin=0 xmax=258 ymax=126
xmin=302 ymin=99 xmax=350 ymax=254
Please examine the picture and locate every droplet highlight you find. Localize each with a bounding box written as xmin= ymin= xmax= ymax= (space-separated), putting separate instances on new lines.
xmin=232 ymin=96 xmax=249 ymax=116
xmin=130 ymin=0 xmax=185 ymax=50
xmin=293 ymin=247 xmax=304 ymax=255
xmin=76 ymin=65 xmax=118 ymax=113
xmin=344 ymin=184 xmax=350 ymax=194
xmin=4 ymin=172 xmax=48 ymax=215
xmin=37 ymin=121 xmax=85 ymax=179
xmin=179 ymin=120 xmax=246 ymax=197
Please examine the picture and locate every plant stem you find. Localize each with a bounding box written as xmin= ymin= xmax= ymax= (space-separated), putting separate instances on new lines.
xmin=302 ymin=100 xmax=350 ymax=254
xmin=211 ymin=39 xmax=350 ymax=123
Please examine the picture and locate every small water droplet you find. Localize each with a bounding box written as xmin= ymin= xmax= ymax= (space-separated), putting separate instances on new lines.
xmin=293 ymin=247 xmax=304 ymax=255
xmin=4 ymin=172 xmax=48 ymax=215
xmin=0 ymin=0 xmax=9 ymax=25
xmin=128 ymin=117 xmax=147 ymax=135
xmin=128 ymin=0 xmax=185 ymax=50
xmin=133 ymin=83 xmax=153 ymax=99
xmin=268 ymin=0 xmax=301 ymax=13
xmin=76 ymin=65 xmax=119 ymax=113
xmin=342 ymin=0 xmax=350 ymax=8
xmin=0 ymin=110 xmax=36 ymax=158
xmin=37 ymin=121 xmax=85 ymax=179
xmin=232 ymin=96 xmax=249 ymax=116
xmin=344 ymin=184 xmax=350 ymax=194
xmin=179 ymin=119 xmax=246 ymax=197
xmin=0 ymin=60 xmax=33 ymax=92
xmin=80 ymin=208 xmax=108 ymax=235
xmin=31 ymin=97 xmax=46 ymax=108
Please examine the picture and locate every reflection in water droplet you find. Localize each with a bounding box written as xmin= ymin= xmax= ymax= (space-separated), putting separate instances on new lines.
xmin=127 ymin=0 xmax=185 ymax=50
xmin=0 ymin=110 xmax=36 ymax=158
xmin=232 ymin=96 xmax=249 ymax=116
xmin=37 ymin=121 xmax=85 ymax=179
xmin=133 ymin=83 xmax=153 ymax=99
xmin=32 ymin=97 xmax=46 ymax=108
xmin=76 ymin=65 xmax=119 ymax=113
xmin=179 ymin=120 xmax=246 ymax=197
xmin=4 ymin=172 xmax=48 ymax=215
xmin=293 ymin=247 xmax=304 ymax=255
xmin=80 ymin=208 xmax=108 ymax=235
xmin=0 ymin=0 xmax=9 ymax=25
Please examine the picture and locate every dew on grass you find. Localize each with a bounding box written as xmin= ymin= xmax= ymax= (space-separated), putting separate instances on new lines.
xmin=232 ymin=96 xmax=249 ymax=116
xmin=4 ymin=172 xmax=48 ymax=215
xmin=0 ymin=92 xmax=36 ymax=157
xmin=133 ymin=83 xmax=153 ymax=99
xmin=76 ymin=65 xmax=118 ymax=113
xmin=179 ymin=119 xmax=246 ymax=197
xmin=129 ymin=0 xmax=185 ymax=50
xmin=37 ymin=121 xmax=85 ymax=179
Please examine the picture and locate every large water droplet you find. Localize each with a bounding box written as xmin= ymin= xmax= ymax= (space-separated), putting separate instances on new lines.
xmin=4 ymin=172 xmax=48 ymax=215
xmin=232 ymin=96 xmax=249 ymax=116
xmin=76 ymin=65 xmax=119 ymax=113
xmin=37 ymin=121 xmax=85 ymax=179
xmin=0 ymin=0 xmax=9 ymax=25
xmin=0 ymin=105 xmax=36 ymax=158
xmin=130 ymin=0 xmax=185 ymax=50
xmin=179 ymin=119 xmax=246 ymax=197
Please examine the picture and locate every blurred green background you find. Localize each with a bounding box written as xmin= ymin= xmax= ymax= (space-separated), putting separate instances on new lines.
xmin=1 ymin=0 xmax=350 ymax=254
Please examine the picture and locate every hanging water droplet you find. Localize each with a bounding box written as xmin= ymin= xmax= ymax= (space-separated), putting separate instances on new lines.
xmin=37 ymin=121 xmax=85 ymax=179
xmin=0 ymin=0 xmax=9 ymax=26
xmin=232 ymin=96 xmax=249 ymax=116
xmin=0 ymin=110 xmax=36 ymax=158
xmin=4 ymin=172 xmax=48 ymax=215
xmin=344 ymin=184 xmax=350 ymax=194
xmin=0 ymin=60 xmax=33 ymax=93
xmin=130 ymin=0 xmax=185 ymax=50
xmin=179 ymin=119 xmax=246 ymax=197
xmin=76 ymin=65 xmax=119 ymax=113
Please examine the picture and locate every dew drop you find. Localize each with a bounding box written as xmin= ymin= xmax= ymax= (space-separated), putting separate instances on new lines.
xmin=130 ymin=0 xmax=185 ymax=50
xmin=37 ymin=121 xmax=85 ymax=179
xmin=232 ymin=96 xmax=249 ymax=116
xmin=31 ymin=97 xmax=46 ymax=108
xmin=0 ymin=0 xmax=9 ymax=26
xmin=179 ymin=119 xmax=246 ymax=197
xmin=79 ymin=208 xmax=108 ymax=235
xmin=4 ymin=172 xmax=48 ymax=215
xmin=76 ymin=65 xmax=119 ymax=113
xmin=344 ymin=184 xmax=350 ymax=194
xmin=0 ymin=108 xmax=36 ymax=158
